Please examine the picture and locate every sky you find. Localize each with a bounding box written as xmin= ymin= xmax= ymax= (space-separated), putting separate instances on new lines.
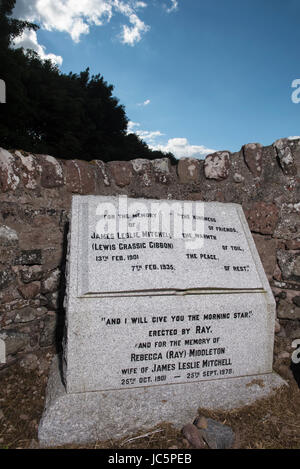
xmin=11 ymin=0 xmax=300 ymax=159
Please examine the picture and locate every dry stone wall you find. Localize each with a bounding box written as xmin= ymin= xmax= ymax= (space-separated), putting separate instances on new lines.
xmin=0 ymin=138 xmax=300 ymax=373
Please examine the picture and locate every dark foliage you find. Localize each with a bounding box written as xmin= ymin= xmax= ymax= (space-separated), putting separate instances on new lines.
xmin=0 ymin=0 xmax=176 ymax=163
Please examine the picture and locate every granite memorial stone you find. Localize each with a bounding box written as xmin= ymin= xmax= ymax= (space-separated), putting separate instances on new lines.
xmin=39 ymin=196 xmax=286 ymax=446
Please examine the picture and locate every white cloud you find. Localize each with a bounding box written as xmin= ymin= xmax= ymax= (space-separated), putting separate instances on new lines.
xmin=137 ymin=99 xmax=151 ymax=106
xmin=288 ymin=136 xmax=300 ymax=140
xmin=166 ymin=0 xmax=178 ymax=13
xmin=13 ymin=0 xmax=150 ymax=44
xmin=152 ymin=137 xmax=216 ymax=159
xmin=13 ymin=29 xmax=63 ymax=65
xmin=138 ymin=130 xmax=165 ymax=143
xmin=120 ymin=13 xmax=150 ymax=46
xmin=127 ymin=121 xmax=140 ymax=132
xmin=11 ymin=0 xmax=180 ymax=62
xmin=127 ymin=121 xmax=164 ymax=144
xmin=127 ymin=121 xmax=215 ymax=159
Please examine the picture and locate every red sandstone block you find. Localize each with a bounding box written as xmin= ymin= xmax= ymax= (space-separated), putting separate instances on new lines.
xmin=38 ymin=154 xmax=64 ymax=188
xmin=245 ymin=202 xmax=279 ymax=235
xmin=0 ymin=148 xmax=20 ymax=192
xmin=177 ymin=158 xmax=200 ymax=183
xmin=107 ymin=161 xmax=133 ymax=187
xmin=63 ymin=159 xmax=97 ymax=194
xmin=204 ymin=151 xmax=231 ymax=180
xmin=243 ymin=143 xmax=263 ymax=178
xmin=18 ymin=281 xmax=41 ymax=299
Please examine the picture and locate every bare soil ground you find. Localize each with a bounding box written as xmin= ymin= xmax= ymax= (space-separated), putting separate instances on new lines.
xmin=0 ymin=346 xmax=299 ymax=450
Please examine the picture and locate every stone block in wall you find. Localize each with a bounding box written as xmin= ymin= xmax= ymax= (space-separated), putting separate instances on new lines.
xmin=38 ymin=154 xmax=64 ymax=188
xmin=204 ymin=151 xmax=230 ymax=180
xmin=233 ymin=173 xmax=245 ymax=183
xmin=91 ymin=160 xmax=110 ymax=186
xmin=13 ymin=306 xmax=47 ymax=323
xmin=244 ymin=202 xmax=279 ymax=235
xmin=277 ymin=299 xmax=300 ymax=320
xmin=14 ymin=151 xmax=41 ymax=190
xmin=14 ymin=250 xmax=42 ymax=265
xmin=42 ymin=269 xmax=61 ymax=294
xmin=257 ymin=145 xmax=285 ymax=190
xmin=0 ymin=205 xmax=66 ymax=251
xmin=0 ymin=269 xmax=14 ymax=290
xmin=273 ymin=139 xmax=298 ymax=176
xmin=253 ymin=234 xmax=277 ymax=281
xmin=18 ymin=281 xmax=41 ymax=299
xmin=63 ymin=159 xmax=97 ymax=194
xmin=186 ymin=192 xmax=203 ymax=201
xmin=277 ymin=250 xmax=300 ymax=283
xmin=273 ymin=279 xmax=300 ymax=291
xmin=0 ymin=285 xmax=22 ymax=304
xmin=151 ymin=158 xmax=171 ymax=184
xmin=17 ymin=216 xmax=64 ymax=251
xmin=0 ymin=330 xmax=29 ymax=355
xmin=274 ymin=205 xmax=300 ymax=240
xmin=132 ymin=159 xmax=153 ymax=187
xmin=39 ymin=312 xmax=57 ymax=347
xmin=1 ymin=297 xmax=40 ymax=314
xmin=0 ymin=148 xmax=20 ymax=192
xmin=278 ymin=323 xmax=300 ymax=340
xmin=243 ymin=143 xmax=263 ymax=178
xmin=0 ymin=248 xmax=16 ymax=266
xmin=286 ymin=240 xmax=300 ymax=250
xmin=293 ymin=296 xmax=300 ymax=307
xmin=177 ymin=158 xmax=200 ymax=183
xmin=289 ymin=138 xmax=300 ymax=173
xmin=19 ymin=265 xmax=43 ymax=283
xmin=289 ymin=328 xmax=300 ymax=340
xmin=107 ymin=161 xmax=133 ymax=187
xmin=42 ymin=246 xmax=64 ymax=271
xmin=0 ymin=225 xmax=18 ymax=246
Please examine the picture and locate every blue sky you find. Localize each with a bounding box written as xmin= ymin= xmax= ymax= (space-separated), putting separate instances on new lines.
xmin=12 ymin=0 xmax=300 ymax=158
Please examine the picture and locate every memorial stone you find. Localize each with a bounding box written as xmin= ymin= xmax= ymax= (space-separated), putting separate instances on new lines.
xmin=39 ymin=196 xmax=286 ymax=446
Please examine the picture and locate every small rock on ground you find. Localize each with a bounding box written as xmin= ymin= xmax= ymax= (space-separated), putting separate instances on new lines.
xmin=199 ymin=418 xmax=235 ymax=449
xmin=183 ymin=416 xmax=235 ymax=449
xmin=181 ymin=423 xmax=206 ymax=449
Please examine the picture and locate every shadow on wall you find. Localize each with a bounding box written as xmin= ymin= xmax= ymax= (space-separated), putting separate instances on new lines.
xmin=55 ymin=220 xmax=69 ymax=355
xmin=291 ymin=355 xmax=300 ymax=388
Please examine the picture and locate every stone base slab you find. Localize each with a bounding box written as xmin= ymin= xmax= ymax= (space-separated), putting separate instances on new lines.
xmin=38 ymin=356 xmax=287 ymax=447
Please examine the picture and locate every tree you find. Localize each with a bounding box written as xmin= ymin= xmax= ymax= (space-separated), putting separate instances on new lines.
xmin=0 ymin=0 xmax=176 ymax=163
xmin=0 ymin=0 xmax=38 ymax=48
